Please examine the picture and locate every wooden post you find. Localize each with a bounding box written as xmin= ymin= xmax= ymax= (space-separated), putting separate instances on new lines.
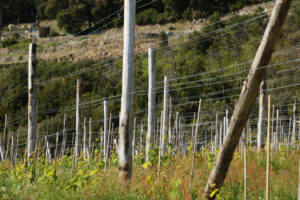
xmin=83 ymin=117 xmax=87 ymax=160
xmin=174 ymin=112 xmax=179 ymax=152
xmin=146 ymin=47 xmax=155 ymax=163
xmin=3 ymin=114 xmax=8 ymax=160
xmin=105 ymin=113 xmax=112 ymax=169
xmin=132 ymin=118 xmax=136 ymax=163
xmin=32 ymin=124 xmax=40 ymax=181
xmin=266 ymin=95 xmax=271 ymax=200
xmin=118 ymin=0 xmax=136 ymax=181
xmin=298 ymin=158 xmax=300 ymax=200
xmin=292 ymin=98 xmax=297 ymax=144
xmin=168 ymin=98 xmax=173 ymax=146
xmin=158 ymin=111 xmax=163 ymax=182
xmin=62 ymin=114 xmax=68 ymax=156
xmin=75 ymin=79 xmax=82 ymax=163
xmin=257 ymin=79 xmax=267 ymax=152
xmin=28 ymin=43 xmax=38 ymax=161
xmin=215 ymin=112 xmax=219 ymax=147
xmin=88 ymin=117 xmax=92 ymax=162
xmin=271 ymin=104 xmax=274 ymax=160
xmin=10 ymin=134 xmax=14 ymax=163
xmin=162 ymin=76 xmax=169 ymax=155
xmin=204 ymin=0 xmax=292 ymax=198
xmin=276 ymin=109 xmax=279 ymax=149
xmin=191 ymin=113 xmax=196 ymax=153
xmin=243 ymin=122 xmax=248 ymax=200
xmin=55 ymin=131 xmax=59 ymax=162
xmin=190 ymin=99 xmax=202 ymax=189
xmin=103 ymin=100 xmax=108 ymax=160
xmin=140 ymin=121 xmax=144 ymax=155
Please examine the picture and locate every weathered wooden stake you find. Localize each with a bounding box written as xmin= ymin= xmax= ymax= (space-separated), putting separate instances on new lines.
xmin=132 ymin=118 xmax=136 ymax=163
xmin=158 ymin=111 xmax=163 ymax=182
xmin=266 ymin=95 xmax=271 ymax=200
xmin=190 ymin=99 xmax=202 ymax=189
xmin=62 ymin=114 xmax=68 ymax=156
xmin=243 ymin=122 xmax=248 ymax=200
xmin=3 ymin=114 xmax=8 ymax=160
xmin=104 ymin=100 xmax=108 ymax=160
xmin=75 ymin=79 xmax=82 ymax=163
xmin=28 ymin=43 xmax=38 ymax=162
xmin=168 ymin=98 xmax=173 ymax=146
xmin=292 ymin=98 xmax=297 ymax=144
xmin=204 ymin=0 xmax=292 ymax=198
xmin=162 ymin=76 xmax=169 ymax=155
xmin=88 ymin=117 xmax=92 ymax=163
xmin=257 ymin=79 xmax=267 ymax=151
xmin=298 ymin=158 xmax=300 ymax=200
xmin=83 ymin=117 xmax=87 ymax=160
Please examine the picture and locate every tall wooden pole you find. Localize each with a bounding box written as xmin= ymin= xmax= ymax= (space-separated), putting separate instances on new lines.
xmin=28 ymin=43 xmax=38 ymax=161
xmin=204 ymin=0 xmax=292 ymax=198
xmin=3 ymin=114 xmax=8 ymax=160
xmin=190 ymin=99 xmax=202 ymax=189
xmin=75 ymin=79 xmax=82 ymax=163
xmin=243 ymin=122 xmax=248 ymax=200
xmin=162 ymin=76 xmax=169 ymax=155
xmin=132 ymin=118 xmax=136 ymax=163
xmin=119 ymin=0 xmax=136 ymax=181
xmin=62 ymin=114 xmax=68 ymax=156
xmin=298 ymin=158 xmax=300 ymax=200
xmin=257 ymin=79 xmax=267 ymax=151
xmin=266 ymin=95 xmax=271 ymax=200
xmin=83 ymin=117 xmax=87 ymax=160
xmin=88 ymin=117 xmax=92 ymax=161
xmin=292 ymin=98 xmax=297 ymax=144
xmin=146 ymin=47 xmax=155 ymax=163
xmin=103 ymin=100 xmax=108 ymax=160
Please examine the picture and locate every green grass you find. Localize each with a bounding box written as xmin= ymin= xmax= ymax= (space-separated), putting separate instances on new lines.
xmin=0 ymin=147 xmax=298 ymax=200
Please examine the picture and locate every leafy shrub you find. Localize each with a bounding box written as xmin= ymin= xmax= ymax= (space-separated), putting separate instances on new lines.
xmin=159 ymin=31 xmax=168 ymax=48
xmin=1 ymin=37 xmax=18 ymax=48
xmin=136 ymin=9 xmax=158 ymax=26
xmin=50 ymin=29 xmax=59 ymax=37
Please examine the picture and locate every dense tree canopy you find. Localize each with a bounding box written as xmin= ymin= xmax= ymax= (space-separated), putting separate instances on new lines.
xmin=2 ymin=0 xmax=271 ymax=34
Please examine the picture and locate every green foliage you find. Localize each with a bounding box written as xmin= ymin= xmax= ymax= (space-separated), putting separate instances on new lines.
xmin=3 ymin=0 xmax=275 ymax=34
xmin=136 ymin=9 xmax=159 ymax=26
xmin=1 ymin=36 xmax=18 ymax=48
xmin=159 ymin=31 xmax=168 ymax=48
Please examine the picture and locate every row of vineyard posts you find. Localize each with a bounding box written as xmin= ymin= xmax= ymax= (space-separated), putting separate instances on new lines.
xmin=0 ymin=0 xmax=298 ymax=199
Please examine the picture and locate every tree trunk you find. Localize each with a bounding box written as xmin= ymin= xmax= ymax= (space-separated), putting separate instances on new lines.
xmin=204 ymin=0 xmax=292 ymax=198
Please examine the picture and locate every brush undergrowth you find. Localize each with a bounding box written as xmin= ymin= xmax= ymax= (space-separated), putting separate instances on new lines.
xmin=0 ymin=146 xmax=298 ymax=200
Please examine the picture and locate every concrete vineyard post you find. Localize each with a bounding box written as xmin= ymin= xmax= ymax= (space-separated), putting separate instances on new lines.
xmin=146 ymin=47 xmax=155 ymax=163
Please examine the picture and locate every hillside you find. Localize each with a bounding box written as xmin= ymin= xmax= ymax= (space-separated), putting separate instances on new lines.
xmin=0 ymin=1 xmax=299 ymax=199
xmin=0 ymin=1 xmax=275 ymax=64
